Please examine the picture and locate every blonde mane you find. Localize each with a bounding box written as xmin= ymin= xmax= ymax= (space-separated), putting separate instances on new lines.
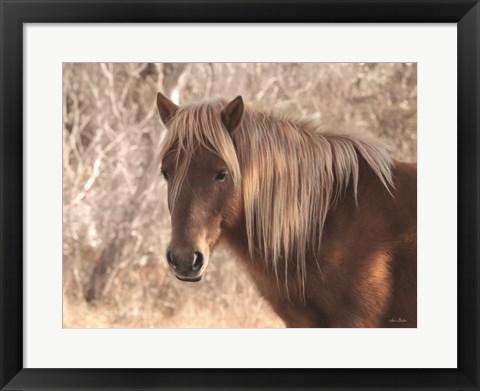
xmin=160 ymin=99 xmax=394 ymax=297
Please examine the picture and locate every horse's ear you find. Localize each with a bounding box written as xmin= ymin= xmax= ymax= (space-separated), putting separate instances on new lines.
xmin=156 ymin=92 xmax=179 ymax=125
xmin=221 ymin=96 xmax=244 ymax=133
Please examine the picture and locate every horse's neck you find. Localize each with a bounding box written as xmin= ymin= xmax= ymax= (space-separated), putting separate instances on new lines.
xmin=223 ymin=157 xmax=395 ymax=261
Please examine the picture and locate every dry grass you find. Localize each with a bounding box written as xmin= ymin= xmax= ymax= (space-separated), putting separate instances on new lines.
xmin=63 ymin=63 xmax=416 ymax=328
xmin=64 ymin=248 xmax=284 ymax=328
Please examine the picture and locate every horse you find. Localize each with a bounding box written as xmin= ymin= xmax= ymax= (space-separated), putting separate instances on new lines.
xmin=155 ymin=92 xmax=417 ymax=328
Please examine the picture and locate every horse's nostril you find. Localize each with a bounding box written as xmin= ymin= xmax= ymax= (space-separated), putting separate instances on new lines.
xmin=166 ymin=250 xmax=176 ymax=269
xmin=192 ymin=251 xmax=204 ymax=271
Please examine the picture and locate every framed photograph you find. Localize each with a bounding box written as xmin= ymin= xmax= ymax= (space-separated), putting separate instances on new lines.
xmin=1 ymin=0 xmax=479 ymax=390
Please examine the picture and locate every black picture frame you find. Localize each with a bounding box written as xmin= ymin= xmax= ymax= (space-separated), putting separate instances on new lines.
xmin=1 ymin=1 xmax=479 ymax=390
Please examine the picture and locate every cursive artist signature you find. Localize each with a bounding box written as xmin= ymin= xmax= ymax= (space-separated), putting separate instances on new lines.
xmin=388 ymin=317 xmax=407 ymax=323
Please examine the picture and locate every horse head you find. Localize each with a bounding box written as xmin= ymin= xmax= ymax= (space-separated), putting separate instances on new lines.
xmin=156 ymin=92 xmax=244 ymax=282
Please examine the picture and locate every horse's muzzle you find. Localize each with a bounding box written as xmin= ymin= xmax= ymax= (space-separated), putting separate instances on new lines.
xmin=166 ymin=247 xmax=206 ymax=282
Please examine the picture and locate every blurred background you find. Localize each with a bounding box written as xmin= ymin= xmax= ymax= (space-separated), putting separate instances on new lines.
xmin=63 ymin=63 xmax=417 ymax=328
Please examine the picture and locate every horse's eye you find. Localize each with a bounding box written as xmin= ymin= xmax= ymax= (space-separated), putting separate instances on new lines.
xmin=215 ymin=171 xmax=227 ymax=182
xmin=161 ymin=170 xmax=169 ymax=181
